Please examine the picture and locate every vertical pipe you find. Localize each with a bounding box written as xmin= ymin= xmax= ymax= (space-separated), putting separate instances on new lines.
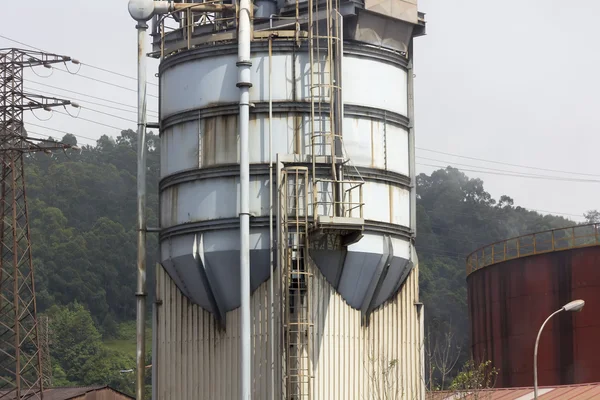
xmin=135 ymin=21 xmax=148 ymax=400
xmin=276 ymin=155 xmax=282 ymax=399
xmin=268 ymin=35 xmax=275 ymax=400
xmin=407 ymin=39 xmax=417 ymax=236
xmin=237 ymin=0 xmax=252 ymax=397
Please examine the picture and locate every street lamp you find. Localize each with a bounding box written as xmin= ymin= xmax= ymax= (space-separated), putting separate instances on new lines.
xmin=534 ymin=299 xmax=585 ymax=399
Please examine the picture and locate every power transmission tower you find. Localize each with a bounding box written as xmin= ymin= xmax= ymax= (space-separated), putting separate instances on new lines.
xmin=38 ymin=316 xmax=52 ymax=389
xmin=0 ymin=47 xmax=77 ymax=400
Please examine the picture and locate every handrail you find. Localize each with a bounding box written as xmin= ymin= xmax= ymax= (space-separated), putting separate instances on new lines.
xmin=466 ymin=223 xmax=600 ymax=275
xmin=158 ymin=1 xmax=238 ymax=60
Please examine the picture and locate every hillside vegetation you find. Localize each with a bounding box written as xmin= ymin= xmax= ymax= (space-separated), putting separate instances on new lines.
xmin=23 ymin=130 xmax=582 ymax=393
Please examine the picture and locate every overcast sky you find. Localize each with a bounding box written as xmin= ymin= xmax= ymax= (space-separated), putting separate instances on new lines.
xmin=2 ymin=0 xmax=598 ymax=222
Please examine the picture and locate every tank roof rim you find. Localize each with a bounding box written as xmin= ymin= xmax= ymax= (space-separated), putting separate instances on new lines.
xmin=157 ymin=38 xmax=409 ymax=75
xmin=466 ymin=222 xmax=600 ymax=276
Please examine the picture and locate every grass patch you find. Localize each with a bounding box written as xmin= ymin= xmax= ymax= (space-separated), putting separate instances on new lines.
xmin=103 ymin=321 xmax=151 ymax=358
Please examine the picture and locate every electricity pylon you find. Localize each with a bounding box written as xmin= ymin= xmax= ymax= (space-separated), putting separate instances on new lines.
xmin=0 ymin=47 xmax=77 ymax=400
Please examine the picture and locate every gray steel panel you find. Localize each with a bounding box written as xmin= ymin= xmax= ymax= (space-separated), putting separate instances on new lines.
xmin=160 ymin=164 xmax=411 ymax=192
xmin=338 ymin=251 xmax=383 ymax=309
xmin=372 ymin=257 xmax=411 ymax=308
xmin=161 ymin=114 xmax=409 ymax=177
xmin=160 ymin=52 xmax=408 ymax=119
xmin=160 ymin=227 xmax=412 ymax=312
xmin=160 ymin=177 xmax=410 ymax=228
xmin=160 ymin=121 xmax=200 ymax=178
xmin=170 ymin=254 xmax=216 ymax=314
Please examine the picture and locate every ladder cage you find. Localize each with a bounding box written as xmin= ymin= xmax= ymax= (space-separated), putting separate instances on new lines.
xmin=280 ymin=167 xmax=313 ymax=400
xmin=278 ymin=0 xmax=367 ymax=397
xmin=308 ymin=0 xmax=365 ymax=221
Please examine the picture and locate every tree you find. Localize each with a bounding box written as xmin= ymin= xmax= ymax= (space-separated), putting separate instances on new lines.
xmin=449 ymin=359 xmax=498 ymax=399
xmin=433 ymin=326 xmax=462 ymax=390
xmin=584 ymin=209 xmax=600 ymax=223
xmin=364 ymin=352 xmax=403 ymax=400
xmin=81 ymin=349 xmax=136 ymax=393
xmin=61 ymin=133 xmax=78 ymax=146
xmin=44 ymin=303 xmax=103 ymax=382
xmin=417 ymin=166 xmax=573 ymax=380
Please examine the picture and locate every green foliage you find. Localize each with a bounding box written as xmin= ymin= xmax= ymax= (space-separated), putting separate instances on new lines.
xmin=81 ymin=349 xmax=135 ymax=387
xmin=26 ymin=130 xmax=159 ymax=327
xmin=45 ymin=303 xmax=103 ymax=383
xmin=43 ymin=305 xmax=144 ymax=397
xmin=449 ymin=360 xmax=498 ymax=397
xmin=417 ymin=167 xmax=574 ymax=382
xmin=51 ymin=363 xmax=71 ymax=387
xmin=584 ymin=209 xmax=600 ymax=223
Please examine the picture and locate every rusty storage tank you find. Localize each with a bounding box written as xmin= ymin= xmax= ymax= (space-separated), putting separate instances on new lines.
xmin=466 ymin=223 xmax=600 ymax=388
xmin=145 ymin=0 xmax=427 ymax=399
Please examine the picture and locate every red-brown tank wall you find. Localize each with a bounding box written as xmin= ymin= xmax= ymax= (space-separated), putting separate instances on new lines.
xmin=467 ymin=246 xmax=600 ymax=388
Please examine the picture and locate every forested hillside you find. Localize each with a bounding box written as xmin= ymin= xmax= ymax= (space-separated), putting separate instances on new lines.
xmin=23 ymin=130 xmax=583 ymax=393
xmin=415 ymin=169 xmax=575 ymax=387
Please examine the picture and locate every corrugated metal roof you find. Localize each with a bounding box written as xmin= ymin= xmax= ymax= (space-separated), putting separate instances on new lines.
xmin=0 ymin=385 xmax=134 ymax=400
xmin=426 ymin=382 xmax=600 ymax=400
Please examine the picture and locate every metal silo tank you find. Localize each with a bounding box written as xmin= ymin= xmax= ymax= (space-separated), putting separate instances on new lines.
xmin=467 ymin=224 xmax=600 ymax=389
xmin=152 ymin=2 xmax=426 ymax=399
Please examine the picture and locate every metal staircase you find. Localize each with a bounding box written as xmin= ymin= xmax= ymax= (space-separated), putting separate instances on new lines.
xmin=281 ymin=167 xmax=312 ymax=400
xmin=279 ymin=1 xmax=366 ymax=398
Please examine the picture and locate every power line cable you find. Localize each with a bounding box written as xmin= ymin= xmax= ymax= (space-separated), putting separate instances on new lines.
xmin=26 ymin=123 xmax=97 ymax=142
xmin=416 ymin=162 xmax=600 ymax=183
xmin=0 ymin=34 xmax=44 ymax=51
xmin=25 ymin=87 xmax=152 ymax=117
xmin=416 ymin=156 xmax=600 ymax=182
xmin=80 ymin=63 xmax=159 ymax=87
xmin=26 ymin=130 xmax=95 ymax=145
xmin=417 ymin=147 xmax=600 ymax=178
xmin=0 ymin=34 xmax=159 ymax=86
xmin=53 ymin=67 xmax=158 ymax=98
xmin=79 ymin=107 xmax=137 ymax=124
xmin=26 ymin=80 xmax=158 ymax=114
xmin=54 ymin=110 xmax=126 ymax=131
xmin=421 ymin=204 xmax=583 ymax=221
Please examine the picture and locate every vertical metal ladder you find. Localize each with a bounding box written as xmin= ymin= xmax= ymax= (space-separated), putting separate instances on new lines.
xmin=278 ymin=0 xmax=366 ymax=397
xmin=281 ymin=167 xmax=312 ymax=400
xmin=308 ymin=0 xmax=364 ymax=221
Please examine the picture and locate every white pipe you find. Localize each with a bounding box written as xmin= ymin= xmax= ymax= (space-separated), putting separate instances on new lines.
xmin=268 ymin=35 xmax=274 ymax=400
xmin=135 ymin=20 xmax=148 ymax=400
xmin=237 ymin=0 xmax=252 ymax=397
xmin=407 ymin=40 xmax=417 ymax=235
xmin=275 ymin=155 xmax=282 ymax=399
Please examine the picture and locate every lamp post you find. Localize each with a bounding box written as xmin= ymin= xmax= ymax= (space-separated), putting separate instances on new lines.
xmin=534 ymin=299 xmax=585 ymax=399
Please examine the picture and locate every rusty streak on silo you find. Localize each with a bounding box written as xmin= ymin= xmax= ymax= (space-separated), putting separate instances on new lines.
xmin=145 ymin=0 xmax=427 ymax=398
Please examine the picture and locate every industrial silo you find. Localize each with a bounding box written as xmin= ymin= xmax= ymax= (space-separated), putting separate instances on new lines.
xmin=134 ymin=0 xmax=427 ymax=398
xmin=467 ymin=223 xmax=600 ymax=389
